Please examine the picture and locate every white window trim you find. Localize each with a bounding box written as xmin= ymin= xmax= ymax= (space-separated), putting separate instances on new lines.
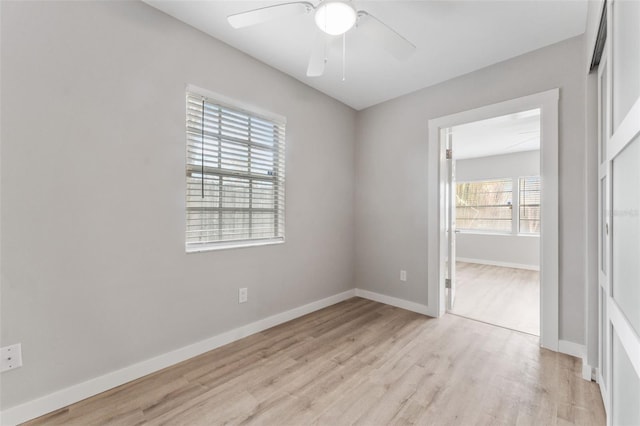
xmin=185 ymin=85 xmax=286 ymax=252
xmin=517 ymin=175 xmax=541 ymax=236
xmin=455 ymin=175 xmax=541 ymax=236
xmin=455 ymin=177 xmax=514 ymax=234
xmin=186 ymin=84 xmax=286 ymax=124
xmin=186 ymin=239 xmax=284 ymax=254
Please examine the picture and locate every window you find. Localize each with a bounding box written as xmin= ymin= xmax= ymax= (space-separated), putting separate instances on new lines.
xmin=519 ymin=176 xmax=540 ymax=234
xmin=185 ymin=90 xmax=285 ymax=251
xmin=456 ymin=176 xmax=540 ymax=235
xmin=456 ymin=179 xmax=513 ymax=232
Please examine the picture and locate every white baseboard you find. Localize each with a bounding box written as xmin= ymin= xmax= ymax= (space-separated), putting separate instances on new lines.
xmin=355 ymin=288 xmax=430 ymax=316
xmin=456 ymin=257 xmax=540 ymax=271
xmin=558 ymin=340 xmax=594 ymax=382
xmin=558 ymin=340 xmax=586 ymax=359
xmin=0 ymin=289 xmax=356 ymax=426
xmin=582 ymin=363 xmax=595 ymax=381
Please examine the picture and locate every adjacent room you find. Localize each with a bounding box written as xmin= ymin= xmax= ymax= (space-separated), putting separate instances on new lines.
xmin=1 ymin=1 xmax=639 ymax=425
xmin=448 ymin=110 xmax=541 ymax=336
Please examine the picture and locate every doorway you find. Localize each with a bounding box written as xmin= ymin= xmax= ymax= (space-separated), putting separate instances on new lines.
xmin=427 ymin=89 xmax=559 ymax=350
xmin=443 ymin=110 xmax=541 ymax=336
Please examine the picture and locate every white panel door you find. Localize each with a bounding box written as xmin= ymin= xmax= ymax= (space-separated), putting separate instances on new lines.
xmin=600 ymin=1 xmax=640 ymax=424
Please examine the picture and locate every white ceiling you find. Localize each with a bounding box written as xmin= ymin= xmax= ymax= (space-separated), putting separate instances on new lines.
xmin=144 ymin=0 xmax=588 ymax=110
xmin=452 ymin=108 xmax=540 ymax=160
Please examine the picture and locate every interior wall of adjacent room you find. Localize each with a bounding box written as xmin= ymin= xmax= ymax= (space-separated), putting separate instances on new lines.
xmin=354 ymin=35 xmax=586 ymax=345
xmin=0 ymin=0 xmax=356 ymax=409
xmin=456 ymin=150 xmax=540 ymax=269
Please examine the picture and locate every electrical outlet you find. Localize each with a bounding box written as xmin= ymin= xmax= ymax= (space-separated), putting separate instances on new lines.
xmin=1 ymin=344 xmax=23 ymax=373
xmin=239 ymin=287 xmax=248 ymax=304
xmin=400 ymin=270 xmax=407 ymax=282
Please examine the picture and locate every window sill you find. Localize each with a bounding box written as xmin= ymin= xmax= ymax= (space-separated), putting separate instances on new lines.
xmin=456 ymin=230 xmax=540 ymax=237
xmin=186 ymin=238 xmax=284 ymax=253
xmin=456 ymin=230 xmax=512 ymax=236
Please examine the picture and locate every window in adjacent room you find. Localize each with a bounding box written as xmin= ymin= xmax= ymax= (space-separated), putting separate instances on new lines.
xmin=456 ymin=179 xmax=513 ymax=232
xmin=519 ymin=176 xmax=541 ymax=234
xmin=456 ymin=176 xmax=541 ymax=235
xmin=185 ymin=89 xmax=286 ymax=252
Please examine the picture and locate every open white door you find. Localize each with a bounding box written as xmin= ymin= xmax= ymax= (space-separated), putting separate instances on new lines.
xmin=446 ymin=130 xmax=457 ymax=310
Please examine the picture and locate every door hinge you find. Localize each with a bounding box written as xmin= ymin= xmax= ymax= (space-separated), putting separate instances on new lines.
xmin=445 ymin=278 xmax=452 ymax=289
xmin=446 ymin=149 xmax=453 ymax=160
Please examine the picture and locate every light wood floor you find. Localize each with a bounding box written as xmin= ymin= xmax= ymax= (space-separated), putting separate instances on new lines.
xmin=25 ymin=298 xmax=603 ymax=426
xmin=450 ymin=262 xmax=540 ymax=335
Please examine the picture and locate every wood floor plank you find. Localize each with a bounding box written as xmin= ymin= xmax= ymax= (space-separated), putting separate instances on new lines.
xmin=24 ymin=298 xmax=605 ymax=426
xmin=451 ymin=262 xmax=540 ymax=335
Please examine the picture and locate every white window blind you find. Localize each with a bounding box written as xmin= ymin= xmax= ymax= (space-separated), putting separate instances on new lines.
xmin=456 ymin=179 xmax=513 ymax=232
xmin=185 ymin=92 xmax=285 ymax=251
xmin=519 ymin=176 xmax=540 ymax=234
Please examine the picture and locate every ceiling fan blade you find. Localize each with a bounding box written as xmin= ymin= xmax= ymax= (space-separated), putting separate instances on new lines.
xmin=228 ymin=2 xmax=314 ymax=29
xmin=356 ymin=11 xmax=416 ymax=61
xmin=307 ymin=33 xmax=327 ymax=77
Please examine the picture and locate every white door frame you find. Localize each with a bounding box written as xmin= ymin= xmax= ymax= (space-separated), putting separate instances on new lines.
xmin=426 ymin=89 xmax=559 ymax=351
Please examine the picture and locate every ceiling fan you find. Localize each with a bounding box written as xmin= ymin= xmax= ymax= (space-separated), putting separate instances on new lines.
xmin=227 ymin=0 xmax=416 ymax=78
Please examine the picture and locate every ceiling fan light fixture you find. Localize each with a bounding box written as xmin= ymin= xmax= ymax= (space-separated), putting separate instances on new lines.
xmin=315 ymin=2 xmax=356 ymax=36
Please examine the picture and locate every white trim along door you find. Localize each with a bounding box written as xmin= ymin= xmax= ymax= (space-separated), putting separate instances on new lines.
xmin=427 ymin=89 xmax=559 ymax=350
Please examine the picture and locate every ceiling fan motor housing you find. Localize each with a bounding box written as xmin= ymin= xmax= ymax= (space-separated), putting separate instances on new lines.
xmin=315 ymin=1 xmax=357 ymax=35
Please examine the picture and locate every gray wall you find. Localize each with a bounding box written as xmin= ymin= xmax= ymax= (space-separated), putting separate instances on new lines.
xmin=355 ymin=35 xmax=586 ymax=344
xmin=456 ymin=150 xmax=539 ymax=182
xmin=0 ymin=1 xmax=356 ymax=409
xmin=1 ymin=0 xmax=595 ymax=412
xmin=456 ymin=151 xmax=540 ymax=268
xmin=456 ymin=232 xmax=539 ymax=268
